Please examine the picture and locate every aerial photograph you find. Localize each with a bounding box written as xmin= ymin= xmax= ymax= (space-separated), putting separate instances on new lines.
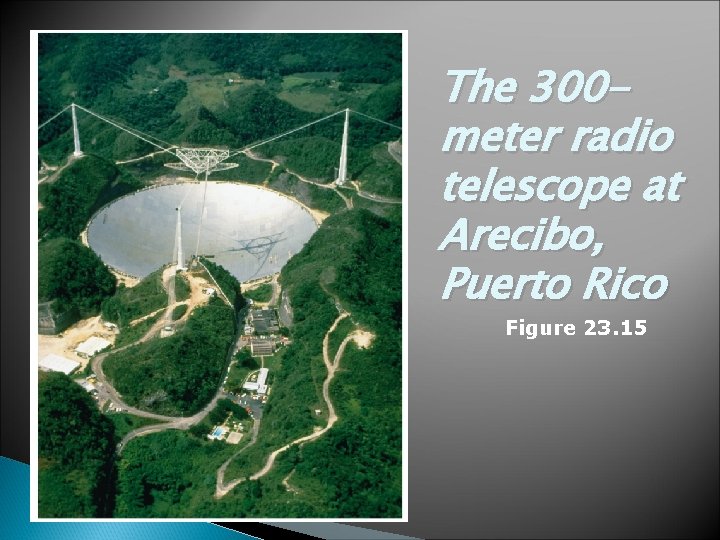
xmin=36 ymin=33 xmax=402 ymax=518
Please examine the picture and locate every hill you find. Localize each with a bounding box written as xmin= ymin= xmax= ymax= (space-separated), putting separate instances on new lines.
xmin=103 ymin=296 xmax=236 ymax=415
xmin=39 ymin=154 xmax=142 ymax=239
xmin=39 ymin=372 xmax=116 ymax=517
xmin=38 ymin=34 xmax=401 ymax=198
xmin=38 ymin=237 xmax=116 ymax=321
xmin=218 ymin=208 xmax=402 ymax=516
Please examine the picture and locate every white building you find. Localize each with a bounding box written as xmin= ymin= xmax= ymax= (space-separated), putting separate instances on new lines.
xmin=78 ymin=380 xmax=97 ymax=393
xmin=39 ymin=354 xmax=80 ymax=375
xmin=75 ymin=336 xmax=112 ymax=358
xmin=243 ymin=368 xmax=269 ymax=394
xmin=256 ymin=367 xmax=269 ymax=395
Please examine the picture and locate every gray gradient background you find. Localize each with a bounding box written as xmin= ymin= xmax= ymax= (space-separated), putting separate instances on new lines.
xmin=31 ymin=2 xmax=718 ymax=538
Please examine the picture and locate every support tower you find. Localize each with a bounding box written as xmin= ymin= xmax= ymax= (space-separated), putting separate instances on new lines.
xmin=71 ymin=103 xmax=82 ymax=157
xmin=336 ymin=108 xmax=350 ymax=185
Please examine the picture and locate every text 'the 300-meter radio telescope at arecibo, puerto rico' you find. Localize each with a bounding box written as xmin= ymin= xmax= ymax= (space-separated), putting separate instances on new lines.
xmin=38 ymin=103 xmax=401 ymax=280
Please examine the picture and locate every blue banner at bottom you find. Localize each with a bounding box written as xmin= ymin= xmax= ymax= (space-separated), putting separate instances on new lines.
xmin=0 ymin=457 xmax=257 ymax=539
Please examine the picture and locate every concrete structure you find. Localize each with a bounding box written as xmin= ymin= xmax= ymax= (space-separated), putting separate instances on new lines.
xmin=71 ymin=103 xmax=82 ymax=157
xmin=226 ymin=432 xmax=243 ymax=444
xmin=243 ymin=367 xmax=269 ymax=394
xmin=250 ymin=339 xmax=274 ymax=357
xmin=174 ymin=207 xmax=187 ymax=271
xmin=75 ymin=336 xmax=112 ymax=358
xmin=248 ymin=308 xmax=279 ymax=334
xmin=336 ymin=108 xmax=350 ymax=185
xmin=39 ymin=354 xmax=80 ymax=375
xmin=38 ymin=302 xmax=58 ymax=335
xmin=38 ymin=301 xmax=77 ymax=335
xmin=160 ymin=325 xmax=175 ymax=338
xmin=87 ymin=182 xmax=317 ymax=281
xmin=208 ymin=426 xmax=227 ymax=441
xmin=78 ymin=380 xmax=97 ymax=393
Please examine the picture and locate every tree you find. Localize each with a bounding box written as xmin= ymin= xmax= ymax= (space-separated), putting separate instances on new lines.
xmin=39 ymin=238 xmax=116 ymax=319
xmin=39 ymin=372 xmax=117 ymax=517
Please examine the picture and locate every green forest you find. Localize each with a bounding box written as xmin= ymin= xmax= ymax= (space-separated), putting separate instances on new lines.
xmin=103 ymin=296 xmax=236 ymax=415
xmin=39 ymin=33 xmax=401 ymax=196
xmin=39 ymin=155 xmax=143 ymax=239
xmin=243 ymin=283 xmax=273 ymax=303
xmin=39 ymin=237 xmax=116 ymax=319
xmin=112 ymin=209 xmax=401 ymax=518
xmin=270 ymin=209 xmax=401 ymax=516
xmin=199 ymin=256 xmax=246 ymax=311
xmin=38 ymin=33 xmax=402 ymax=519
xmin=101 ymin=269 xmax=166 ymax=326
xmin=39 ymin=372 xmax=116 ymax=517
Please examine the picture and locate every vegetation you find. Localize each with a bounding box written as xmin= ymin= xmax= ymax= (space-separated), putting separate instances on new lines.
xmin=108 ymin=208 xmax=401 ymax=518
xmin=101 ymin=269 xmax=166 ymax=327
xmin=39 ymin=155 xmax=143 ymax=239
xmin=39 ymin=372 xmax=116 ymax=517
xmin=39 ymin=34 xmax=401 ymax=203
xmin=103 ymin=296 xmax=236 ymax=415
xmin=101 ymin=270 xmax=188 ymax=328
xmin=352 ymin=142 xmax=402 ymax=198
xmin=175 ymin=274 xmax=191 ymax=302
xmin=260 ymin=136 xmax=341 ymax=180
xmin=236 ymin=348 xmax=259 ymax=370
xmin=211 ymin=153 xmax=272 ymax=184
xmin=350 ymin=191 xmax=402 ymax=221
xmin=114 ymin=430 xmax=238 ymax=518
xmin=114 ymin=312 xmax=161 ymax=348
xmin=199 ymin=257 xmax=246 ymax=311
xmin=278 ymin=72 xmax=382 ymax=114
xmin=188 ymin=398 xmax=250 ymax=441
xmin=220 ymin=85 xmax=315 ymax=145
xmin=39 ymin=33 xmax=402 ymax=519
xmin=267 ymin=170 xmax=346 ymax=214
xmin=242 ymin=283 xmax=273 ymax=303
xmin=223 ymin=209 xmax=401 ymax=516
xmin=39 ymin=237 xmax=116 ymax=320
xmin=107 ymin=413 xmax=161 ymax=441
xmin=279 ymin=210 xmax=401 ymax=517
xmin=224 ymin=348 xmax=259 ymax=394
xmin=210 ymin=398 xmax=249 ymax=424
xmin=204 ymin=34 xmax=400 ymax=81
xmin=327 ymin=316 xmax=355 ymax=362
xmin=171 ymin=304 xmax=188 ymax=321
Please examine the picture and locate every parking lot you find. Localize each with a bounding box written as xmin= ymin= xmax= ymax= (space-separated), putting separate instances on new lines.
xmin=225 ymin=390 xmax=265 ymax=420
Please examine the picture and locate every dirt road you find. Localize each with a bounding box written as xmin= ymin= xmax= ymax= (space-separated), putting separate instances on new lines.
xmin=91 ymin=266 xmax=237 ymax=451
xmin=214 ymin=296 xmax=374 ymax=498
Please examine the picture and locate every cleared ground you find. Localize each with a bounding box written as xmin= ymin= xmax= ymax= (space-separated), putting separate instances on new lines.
xmin=38 ymin=316 xmax=116 ymax=372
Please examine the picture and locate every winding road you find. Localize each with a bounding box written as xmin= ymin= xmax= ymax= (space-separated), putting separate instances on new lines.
xmin=214 ymin=296 xmax=374 ymax=498
xmin=242 ymin=148 xmax=402 ymax=209
xmin=243 ymin=149 xmax=353 ymax=210
xmin=89 ymin=150 xmax=386 ymax=491
xmin=92 ymin=266 xmax=238 ymax=452
xmin=94 ymin=263 xmax=374 ymax=497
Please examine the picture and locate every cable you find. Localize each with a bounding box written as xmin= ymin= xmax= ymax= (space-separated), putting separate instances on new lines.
xmin=229 ymin=109 xmax=346 ymax=157
xmin=38 ymin=105 xmax=71 ymax=130
xmin=115 ymin=149 xmax=176 ymax=165
xmin=74 ymin=104 xmax=176 ymax=151
xmin=349 ymin=109 xmax=402 ymax=130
